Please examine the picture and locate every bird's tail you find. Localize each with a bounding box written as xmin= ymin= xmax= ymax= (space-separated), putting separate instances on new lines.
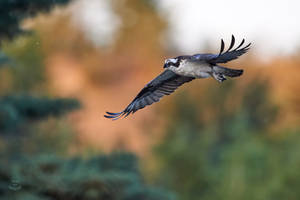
xmin=213 ymin=65 xmax=243 ymax=77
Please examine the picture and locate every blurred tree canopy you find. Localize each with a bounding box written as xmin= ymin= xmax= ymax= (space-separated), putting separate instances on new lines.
xmin=0 ymin=152 xmax=175 ymax=200
xmin=154 ymin=80 xmax=300 ymax=200
xmin=0 ymin=95 xmax=80 ymax=132
xmin=0 ymin=0 xmax=78 ymax=135
xmin=0 ymin=0 xmax=70 ymax=39
xmin=0 ymin=1 xmax=176 ymax=199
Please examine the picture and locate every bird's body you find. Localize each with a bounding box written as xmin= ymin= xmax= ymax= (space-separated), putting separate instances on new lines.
xmin=105 ymin=35 xmax=251 ymax=120
xmin=168 ymin=59 xmax=212 ymax=78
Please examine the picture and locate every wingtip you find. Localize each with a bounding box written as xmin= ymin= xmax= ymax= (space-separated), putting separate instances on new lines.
xmin=219 ymin=39 xmax=225 ymax=55
xmin=104 ymin=111 xmax=124 ymax=120
xmin=238 ymin=69 xmax=244 ymax=76
xmin=226 ymin=35 xmax=235 ymax=52
xmin=104 ymin=114 xmax=117 ymax=119
xmin=233 ymin=38 xmax=246 ymax=51
xmin=106 ymin=111 xmax=122 ymax=115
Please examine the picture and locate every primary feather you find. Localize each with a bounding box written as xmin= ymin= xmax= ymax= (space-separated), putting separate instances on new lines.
xmin=192 ymin=35 xmax=251 ymax=64
xmin=209 ymin=35 xmax=251 ymax=64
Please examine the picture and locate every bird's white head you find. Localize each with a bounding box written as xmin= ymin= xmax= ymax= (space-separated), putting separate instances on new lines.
xmin=163 ymin=58 xmax=178 ymax=69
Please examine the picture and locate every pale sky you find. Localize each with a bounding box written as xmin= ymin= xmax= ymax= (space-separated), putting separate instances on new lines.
xmin=157 ymin=0 xmax=300 ymax=57
xmin=72 ymin=0 xmax=300 ymax=58
xmin=71 ymin=0 xmax=120 ymax=47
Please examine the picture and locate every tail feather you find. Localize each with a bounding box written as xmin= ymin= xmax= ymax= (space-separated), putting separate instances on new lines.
xmin=213 ymin=66 xmax=243 ymax=77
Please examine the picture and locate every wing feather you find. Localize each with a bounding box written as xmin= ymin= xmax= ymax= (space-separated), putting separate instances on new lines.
xmin=219 ymin=39 xmax=225 ymax=55
xmin=226 ymin=35 xmax=235 ymax=52
xmin=104 ymin=70 xmax=194 ymax=120
xmin=209 ymin=35 xmax=251 ymax=64
xmin=191 ymin=36 xmax=250 ymax=64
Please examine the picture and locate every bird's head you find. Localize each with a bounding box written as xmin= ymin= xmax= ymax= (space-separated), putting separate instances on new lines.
xmin=163 ymin=58 xmax=180 ymax=69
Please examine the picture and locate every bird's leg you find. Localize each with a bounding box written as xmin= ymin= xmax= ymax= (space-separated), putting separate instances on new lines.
xmin=212 ymin=73 xmax=226 ymax=82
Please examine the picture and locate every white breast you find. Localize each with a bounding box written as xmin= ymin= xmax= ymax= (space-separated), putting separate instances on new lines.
xmin=169 ymin=60 xmax=212 ymax=78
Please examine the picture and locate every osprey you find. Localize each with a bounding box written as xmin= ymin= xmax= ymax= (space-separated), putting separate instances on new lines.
xmin=105 ymin=35 xmax=251 ymax=120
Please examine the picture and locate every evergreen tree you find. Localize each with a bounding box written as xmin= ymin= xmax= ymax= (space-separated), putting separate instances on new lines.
xmin=0 ymin=0 xmax=70 ymax=39
xmin=0 ymin=95 xmax=80 ymax=132
xmin=0 ymin=0 xmax=78 ymax=134
xmin=0 ymin=2 xmax=176 ymax=199
xmin=0 ymin=152 xmax=175 ymax=200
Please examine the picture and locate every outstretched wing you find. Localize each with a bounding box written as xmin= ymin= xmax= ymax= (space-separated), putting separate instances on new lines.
xmin=210 ymin=35 xmax=251 ymax=64
xmin=104 ymin=70 xmax=194 ymax=120
xmin=192 ymin=35 xmax=251 ymax=64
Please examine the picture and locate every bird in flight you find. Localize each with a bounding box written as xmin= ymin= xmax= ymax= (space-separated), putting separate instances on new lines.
xmin=105 ymin=35 xmax=251 ymax=120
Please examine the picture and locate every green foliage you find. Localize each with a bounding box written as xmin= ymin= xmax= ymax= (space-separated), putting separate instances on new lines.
xmin=0 ymin=0 xmax=80 ymax=135
xmin=0 ymin=1 xmax=175 ymax=200
xmin=0 ymin=95 xmax=80 ymax=132
xmin=0 ymin=51 xmax=14 ymax=66
xmin=155 ymin=80 xmax=300 ymax=200
xmin=0 ymin=152 xmax=175 ymax=200
xmin=0 ymin=0 xmax=70 ymax=39
xmin=1 ymin=35 xmax=45 ymax=92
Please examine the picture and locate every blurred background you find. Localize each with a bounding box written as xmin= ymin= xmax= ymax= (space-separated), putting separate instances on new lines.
xmin=1 ymin=0 xmax=300 ymax=199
